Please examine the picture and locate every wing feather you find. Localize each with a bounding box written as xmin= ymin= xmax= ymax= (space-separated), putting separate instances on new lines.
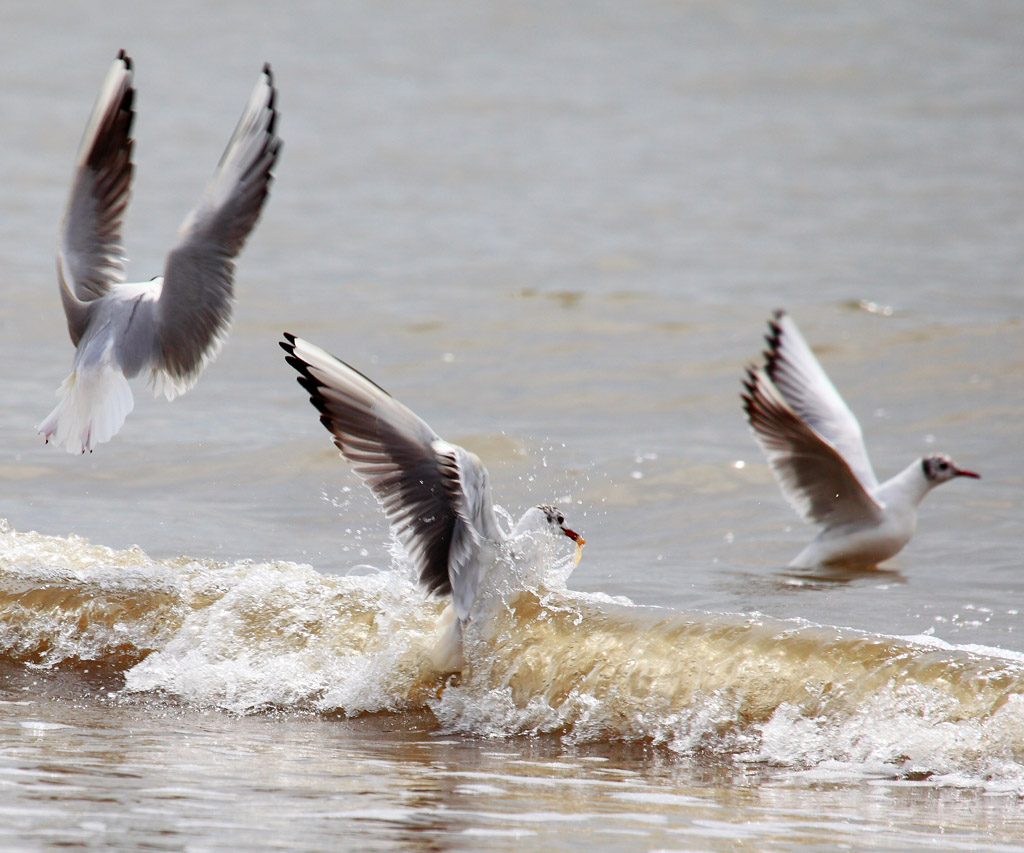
xmin=57 ymin=50 xmax=135 ymax=343
xmin=743 ymin=363 xmax=883 ymax=527
xmin=763 ymin=311 xmax=878 ymax=490
xmin=281 ymin=335 xmax=501 ymax=612
xmin=154 ymin=64 xmax=281 ymax=393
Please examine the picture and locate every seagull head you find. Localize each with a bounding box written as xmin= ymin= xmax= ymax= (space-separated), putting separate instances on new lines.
xmin=922 ymin=453 xmax=981 ymax=486
xmin=536 ymin=504 xmax=585 ymax=546
xmin=513 ymin=504 xmax=585 ymax=547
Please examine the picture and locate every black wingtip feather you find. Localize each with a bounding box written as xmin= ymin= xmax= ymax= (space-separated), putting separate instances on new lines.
xmin=308 ymin=395 xmax=335 ymax=420
xmin=280 ymin=335 xmax=395 ymax=402
xmin=284 ymin=357 xmax=313 ymax=382
xmin=762 ymin=314 xmax=787 ymax=382
xmin=280 ymin=333 xmax=460 ymax=600
xmin=740 ymin=376 xmax=759 ymax=420
xmin=262 ymin=65 xmax=278 ymax=132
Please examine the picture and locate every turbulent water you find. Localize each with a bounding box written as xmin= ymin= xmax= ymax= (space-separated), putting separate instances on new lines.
xmin=5 ymin=520 xmax=1023 ymax=796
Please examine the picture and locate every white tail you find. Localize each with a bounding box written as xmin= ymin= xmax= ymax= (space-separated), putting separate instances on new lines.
xmin=38 ymin=365 xmax=134 ymax=454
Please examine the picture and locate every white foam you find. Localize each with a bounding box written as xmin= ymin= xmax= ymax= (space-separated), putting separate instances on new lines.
xmin=4 ymin=519 xmax=1024 ymax=790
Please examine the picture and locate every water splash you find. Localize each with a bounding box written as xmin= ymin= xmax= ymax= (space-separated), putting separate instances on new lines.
xmin=2 ymin=520 xmax=1023 ymax=790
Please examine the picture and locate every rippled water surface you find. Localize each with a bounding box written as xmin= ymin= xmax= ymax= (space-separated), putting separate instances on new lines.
xmin=2 ymin=1 xmax=1023 ymax=849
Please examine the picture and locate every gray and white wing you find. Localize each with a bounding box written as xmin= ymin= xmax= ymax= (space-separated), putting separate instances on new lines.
xmin=762 ymin=311 xmax=878 ymax=491
xmin=57 ymin=50 xmax=134 ymax=344
xmin=154 ymin=64 xmax=281 ymax=396
xmin=743 ymin=364 xmax=883 ymax=528
xmin=281 ymin=335 xmax=499 ymax=615
xmin=439 ymin=442 xmax=504 ymax=620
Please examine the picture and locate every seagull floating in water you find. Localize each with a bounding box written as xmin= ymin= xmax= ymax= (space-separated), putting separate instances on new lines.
xmin=40 ymin=50 xmax=282 ymax=453
xmin=281 ymin=334 xmax=584 ymax=669
xmin=741 ymin=311 xmax=979 ymax=569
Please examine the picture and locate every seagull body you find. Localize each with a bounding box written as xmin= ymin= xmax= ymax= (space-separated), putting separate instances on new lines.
xmin=742 ymin=311 xmax=979 ymax=569
xmin=281 ymin=334 xmax=584 ymax=670
xmin=40 ymin=51 xmax=282 ymax=453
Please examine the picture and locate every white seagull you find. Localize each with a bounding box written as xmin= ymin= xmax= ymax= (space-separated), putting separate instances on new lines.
xmin=742 ymin=311 xmax=979 ymax=569
xmin=40 ymin=50 xmax=282 ymax=453
xmin=281 ymin=334 xmax=585 ymax=669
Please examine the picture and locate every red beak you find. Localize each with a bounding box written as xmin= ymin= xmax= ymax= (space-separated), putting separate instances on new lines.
xmin=955 ymin=467 xmax=981 ymax=479
xmin=562 ymin=526 xmax=585 ymax=546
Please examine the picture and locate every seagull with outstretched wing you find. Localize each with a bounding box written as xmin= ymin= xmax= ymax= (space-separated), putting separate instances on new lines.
xmin=281 ymin=334 xmax=585 ymax=670
xmin=40 ymin=51 xmax=282 ymax=453
xmin=742 ymin=311 xmax=979 ymax=568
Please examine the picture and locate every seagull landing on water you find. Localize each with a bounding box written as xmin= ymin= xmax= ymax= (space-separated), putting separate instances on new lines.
xmin=281 ymin=334 xmax=585 ymax=671
xmin=39 ymin=51 xmax=282 ymax=453
xmin=741 ymin=311 xmax=979 ymax=569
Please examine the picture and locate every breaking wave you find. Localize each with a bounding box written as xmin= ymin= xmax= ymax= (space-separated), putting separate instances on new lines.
xmin=2 ymin=519 xmax=1023 ymax=792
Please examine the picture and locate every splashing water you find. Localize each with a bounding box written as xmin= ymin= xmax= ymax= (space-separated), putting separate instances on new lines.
xmin=1 ymin=520 xmax=1023 ymax=792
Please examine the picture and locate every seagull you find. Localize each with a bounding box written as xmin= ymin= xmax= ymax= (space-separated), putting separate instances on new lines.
xmin=280 ymin=334 xmax=585 ymax=669
xmin=39 ymin=50 xmax=282 ymax=453
xmin=741 ymin=311 xmax=979 ymax=569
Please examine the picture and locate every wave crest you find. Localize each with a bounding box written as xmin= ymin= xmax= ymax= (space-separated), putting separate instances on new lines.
xmin=2 ymin=521 xmax=1023 ymax=789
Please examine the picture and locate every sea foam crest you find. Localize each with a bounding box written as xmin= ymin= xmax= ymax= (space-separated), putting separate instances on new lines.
xmin=124 ymin=562 xmax=448 ymax=714
xmin=434 ymin=590 xmax=1024 ymax=791
xmin=3 ymin=521 xmax=1024 ymax=790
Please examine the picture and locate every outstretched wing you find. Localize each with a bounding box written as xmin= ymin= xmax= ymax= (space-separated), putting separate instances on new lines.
xmin=154 ymin=63 xmax=281 ymax=396
xmin=281 ymin=335 xmax=502 ymax=616
xmin=742 ymin=365 xmax=883 ymax=527
xmin=57 ymin=50 xmax=135 ymax=344
xmin=762 ymin=311 xmax=878 ymax=491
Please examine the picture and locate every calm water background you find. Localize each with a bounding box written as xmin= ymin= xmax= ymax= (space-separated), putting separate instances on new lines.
xmin=1 ymin=0 xmax=1023 ymax=849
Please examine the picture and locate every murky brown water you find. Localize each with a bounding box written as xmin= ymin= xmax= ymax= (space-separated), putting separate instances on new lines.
xmin=2 ymin=0 xmax=1023 ymax=848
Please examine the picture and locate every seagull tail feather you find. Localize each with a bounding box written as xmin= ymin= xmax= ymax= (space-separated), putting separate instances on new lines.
xmin=38 ymin=365 xmax=134 ymax=454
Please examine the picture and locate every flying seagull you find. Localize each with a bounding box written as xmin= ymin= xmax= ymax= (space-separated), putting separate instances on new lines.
xmin=281 ymin=334 xmax=584 ymax=669
xmin=40 ymin=50 xmax=282 ymax=453
xmin=742 ymin=311 xmax=979 ymax=568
